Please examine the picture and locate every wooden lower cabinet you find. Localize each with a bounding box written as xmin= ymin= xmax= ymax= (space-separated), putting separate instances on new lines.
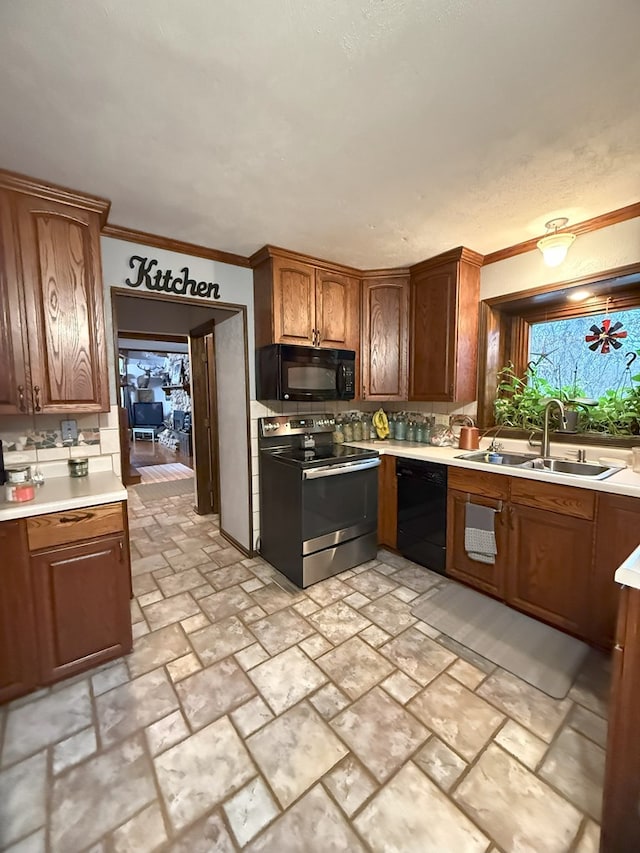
xmin=0 ymin=520 xmax=39 ymax=703
xmin=377 ymin=454 xmax=397 ymax=548
xmin=0 ymin=502 xmax=132 ymax=703
xmin=507 ymin=504 xmax=592 ymax=636
xmin=31 ymin=535 xmax=132 ymax=684
xmin=447 ymin=490 xmax=509 ymax=598
xmin=600 ymin=585 xmax=640 ymax=852
xmin=591 ymin=493 xmax=639 ymax=650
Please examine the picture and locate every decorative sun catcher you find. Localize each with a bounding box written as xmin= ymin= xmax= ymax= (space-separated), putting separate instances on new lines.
xmin=585 ymin=299 xmax=627 ymax=353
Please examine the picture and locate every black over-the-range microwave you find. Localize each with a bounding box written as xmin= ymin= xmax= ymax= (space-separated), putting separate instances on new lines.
xmin=256 ymin=343 xmax=356 ymax=401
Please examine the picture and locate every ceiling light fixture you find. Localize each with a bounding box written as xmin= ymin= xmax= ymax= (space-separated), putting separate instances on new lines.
xmin=567 ymin=289 xmax=592 ymax=302
xmin=537 ymin=217 xmax=576 ymax=267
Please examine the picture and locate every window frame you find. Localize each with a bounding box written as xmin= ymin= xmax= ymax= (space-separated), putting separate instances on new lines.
xmin=477 ymin=262 xmax=640 ymax=447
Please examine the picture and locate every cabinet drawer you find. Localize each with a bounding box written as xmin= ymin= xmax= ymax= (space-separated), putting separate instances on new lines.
xmin=510 ymin=479 xmax=595 ymax=519
xmin=448 ymin=467 xmax=509 ymax=500
xmin=27 ymin=502 xmax=124 ymax=551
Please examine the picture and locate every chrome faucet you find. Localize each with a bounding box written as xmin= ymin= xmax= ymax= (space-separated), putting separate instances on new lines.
xmin=541 ymin=398 xmax=567 ymax=457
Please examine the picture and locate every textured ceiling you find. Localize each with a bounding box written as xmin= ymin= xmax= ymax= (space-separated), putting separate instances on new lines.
xmin=1 ymin=0 xmax=639 ymax=267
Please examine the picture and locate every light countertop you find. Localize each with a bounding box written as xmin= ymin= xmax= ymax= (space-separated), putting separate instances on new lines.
xmin=345 ymin=439 xmax=640 ymax=499
xmin=0 ymin=471 xmax=128 ymax=521
xmin=615 ymin=545 xmax=640 ymax=590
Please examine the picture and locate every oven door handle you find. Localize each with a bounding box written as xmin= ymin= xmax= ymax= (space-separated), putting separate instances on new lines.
xmin=302 ymin=458 xmax=381 ymax=479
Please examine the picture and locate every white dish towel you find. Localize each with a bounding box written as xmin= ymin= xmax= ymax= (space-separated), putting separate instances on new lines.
xmin=464 ymin=502 xmax=498 ymax=565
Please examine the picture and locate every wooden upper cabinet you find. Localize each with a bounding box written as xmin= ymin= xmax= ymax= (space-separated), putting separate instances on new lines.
xmin=361 ymin=274 xmax=409 ymax=400
xmin=252 ymin=247 xmax=361 ymax=353
xmin=271 ymin=256 xmax=316 ymax=345
xmin=0 ymin=171 xmax=110 ymax=414
xmin=14 ymin=194 xmax=109 ymax=413
xmin=409 ymin=247 xmax=482 ymax=402
xmin=0 ymin=191 xmax=29 ymax=414
xmin=315 ymin=269 xmax=360 ymax=350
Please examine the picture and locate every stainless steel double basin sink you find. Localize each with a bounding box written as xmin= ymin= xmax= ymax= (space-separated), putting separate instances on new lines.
xmin=456 ymin=450 xmax=623 ymax=481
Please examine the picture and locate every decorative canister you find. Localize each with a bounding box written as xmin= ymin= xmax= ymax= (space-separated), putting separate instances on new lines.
xmin=68 ymin=458 xmax=89 ymax=478
xmin=6 ymin=480 xmax=35 ymax=502
xmin=6 ymin=466 xmax=31 ymax=484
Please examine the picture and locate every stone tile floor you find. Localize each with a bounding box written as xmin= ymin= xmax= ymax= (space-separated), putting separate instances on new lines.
xmin=0 ymin=488 xmax=610 ymax=852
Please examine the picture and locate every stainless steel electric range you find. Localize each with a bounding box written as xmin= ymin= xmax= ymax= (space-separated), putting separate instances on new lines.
xmin=258 ymin=414 xmax=380 ymax=588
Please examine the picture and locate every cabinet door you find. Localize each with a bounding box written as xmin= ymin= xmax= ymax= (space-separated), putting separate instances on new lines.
xmin=0 ymin=520 xmax=39 ymax=703
xmin=377 ymin=454 xmax=397 ymax=548
xmin=410 ymin=261 xmax=457 ymax=401
xmin=591 ymin=493 xmax=639 ymax=649
xmin=315 ymin=269 xmax=360 ymax=351
xmin=361 ymin=277 xmax=409 ymax=400
xmin=507 ymin=504 xmax=592 ymax=637
xmin=31 ymin=535 xmax=132 ymax=684
xmin=14 ymin=193 xmax=109 ymax=413
xmin=446 ymin=489 xmax=508 ymax=598
xmin=0 ymin=191 xmax=30 ymax=414
xmin=271 ymin=256 xmax=316 ymax=345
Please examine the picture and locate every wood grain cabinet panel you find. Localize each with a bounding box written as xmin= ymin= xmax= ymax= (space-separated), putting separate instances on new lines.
xmin=315 ymin=269 xmax=360 ymax=351
xmin=601 ymin=586 xmax=640 ymax=852
xmin=0 ymin=192 xmax=30 ymax=415
xmin=361 ymin=276 xmax=409 ymax=400
xmin=377 ymin=454 xmax=397 ymax=548
xmin=252 ymin=248 xmax=361 ymax=357
xmin=0 ymin=520 xmax=39 ymax=703
xmin=0 ymin=174 xmax=110 ymax=415
xmin=15 ymin=194 xmax=109 ymax=413
xmin=271 ymin=257 xmax=316 ymax=345
xmin=507 ymin=504 xmax=592 ymax=636
xmin=447 ymin=489 xmax=508 ymax=598
xmin=26 ymin=502 xmax=125 ymax=551
xmin=409 ymin=247 xmax=482 ymax=403
xmin=591 ymin=493 xmax=640 ymax=649
xmin=31 ymin=534 xmax=132 ymax=684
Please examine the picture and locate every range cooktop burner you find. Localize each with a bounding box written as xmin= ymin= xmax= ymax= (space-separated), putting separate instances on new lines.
xmin=269 ymin=443 xmax=378 ymax=468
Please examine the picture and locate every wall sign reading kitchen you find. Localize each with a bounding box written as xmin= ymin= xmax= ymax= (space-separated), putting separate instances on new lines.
xmin=125 ymin=255 xmax=221 ymax=299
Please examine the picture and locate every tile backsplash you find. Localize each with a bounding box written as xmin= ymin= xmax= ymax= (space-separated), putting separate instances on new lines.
xmin=0 ymin=406 xmax=122 ymax=477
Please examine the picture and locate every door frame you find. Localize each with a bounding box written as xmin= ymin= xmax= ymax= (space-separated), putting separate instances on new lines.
xmin=189 ymin=322 xmax=220 ymax=514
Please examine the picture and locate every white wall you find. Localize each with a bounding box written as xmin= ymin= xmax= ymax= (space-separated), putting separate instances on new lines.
xmin=100 ymin=237 xmax=255 ymax=398
xmin=481 ymin=217 xmax=640 ymax=300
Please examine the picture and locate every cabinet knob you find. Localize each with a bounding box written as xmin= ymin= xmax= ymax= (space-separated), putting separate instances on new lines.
xmin=34 ymin=385 xmax=41 ymax=412
xmin=17 ymin=384 xmax=26 ymax=411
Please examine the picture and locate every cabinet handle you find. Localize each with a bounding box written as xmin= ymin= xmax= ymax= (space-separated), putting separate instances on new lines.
xmin=34 ymin=385 xmax=41 ymax=412
xmin=508 ymin=505 xmax=514 ymax=529
xmin=17 ymin=384 xmax=26 ymax=411
xmin=59 ymin=512 xmax=94 ymax=524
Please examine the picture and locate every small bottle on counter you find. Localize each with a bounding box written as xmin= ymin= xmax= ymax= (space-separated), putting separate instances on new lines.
xmin=406 ymin=418 xmax=416 ymax=442
xmin=68 ymin=458 xmax=89 ymax=478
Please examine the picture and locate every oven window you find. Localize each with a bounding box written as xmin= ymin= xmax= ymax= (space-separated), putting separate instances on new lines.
xmin=302 ymin=468 xmax=377 ymax=541
xmin=287 ymin=364 xmax=336 ymax=392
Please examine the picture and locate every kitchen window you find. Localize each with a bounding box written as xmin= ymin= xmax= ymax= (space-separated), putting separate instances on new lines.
xmin=477 ymin=263 xmax=640 ymax=446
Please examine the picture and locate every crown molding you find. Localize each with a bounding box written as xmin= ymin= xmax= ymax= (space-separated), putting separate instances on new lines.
xmin=0 ymin=168 xmax=111 ymax=225
xmin=102 ymin=223 xmax=252 ymax=267
xmin=483 ymin=201 xmax=640 ymax=266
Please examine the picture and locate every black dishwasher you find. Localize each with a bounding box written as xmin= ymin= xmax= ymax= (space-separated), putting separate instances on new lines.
xmin=397 ymin=460 xmax=447 ymax=574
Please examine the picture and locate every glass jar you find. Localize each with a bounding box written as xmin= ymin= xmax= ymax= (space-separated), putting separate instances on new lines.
xmin=388 ymin=413 xmax=396 ymax=439
xmin=406 ymin=419 xmax=416 ymax=442
xmin=333 ymin=419 xmax=345 ymax=444
xmin=342 ymin=418 xmax=354 ymax=442
xmin=416 ymin=420 xmax=425 ymax=443
xmin=632 ymin=446 xmax=640 ymax=473
xmin=395 ymin=413 xmax=407 ymax=441
xmin=353 ymin=416 xmax=363 ymax=442
xmin=361 ymin=414 xmax=373 ymax=441
xmin=68 ymin=457 xmax=89 ymax=478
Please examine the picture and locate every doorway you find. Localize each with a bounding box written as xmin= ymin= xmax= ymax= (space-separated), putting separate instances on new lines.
xmin=111 ymin=290 xmax=253 ymax=553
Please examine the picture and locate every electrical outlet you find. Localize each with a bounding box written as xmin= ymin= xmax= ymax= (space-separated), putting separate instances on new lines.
xmin=61 ymin=419 xmax=78 ymax=443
